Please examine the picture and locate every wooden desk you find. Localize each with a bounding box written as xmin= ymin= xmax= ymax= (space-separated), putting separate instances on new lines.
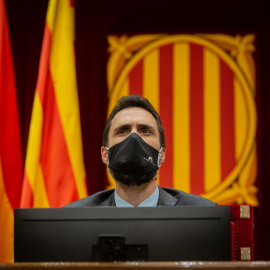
xmin=0 ymin=262 xmax=270 ymax=270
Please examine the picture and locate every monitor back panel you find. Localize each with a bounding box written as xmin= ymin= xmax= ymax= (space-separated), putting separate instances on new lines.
xmin=14 ymin=206 xmax=231 ymax=262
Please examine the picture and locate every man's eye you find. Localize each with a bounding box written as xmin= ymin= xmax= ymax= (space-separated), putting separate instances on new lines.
xmin=142 ymin=129 xmax=150 ymax=134
xmin=118 ymin=129 xmax=126 ymax=134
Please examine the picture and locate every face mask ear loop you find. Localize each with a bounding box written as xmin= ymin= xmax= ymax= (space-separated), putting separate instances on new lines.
xmin=157 ymin=147 xmax=163 ymax=168
xmin=105 ymin=147 xmax=110 ymax=165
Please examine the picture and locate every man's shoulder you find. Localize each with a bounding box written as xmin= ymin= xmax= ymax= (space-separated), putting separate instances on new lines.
xmin=159 ymin=187 xmax=217 ymax=206
xmin=64 ymin=189 xmax=115 ymax=207
xmin=64 ymin=186 xmax=217 ymax=207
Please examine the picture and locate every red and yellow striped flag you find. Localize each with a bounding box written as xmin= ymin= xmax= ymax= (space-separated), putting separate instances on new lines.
xmin=20 ymin=0 xmax=87 ymax=208
xmin=107 ymin=34 xmax=257 ymax=205
xmin=0 ymin=0 xmax=23 ymax=262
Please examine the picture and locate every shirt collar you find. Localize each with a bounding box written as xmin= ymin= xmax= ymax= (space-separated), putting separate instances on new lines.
xmin=114 ymin=185 xmax=159 ymax=207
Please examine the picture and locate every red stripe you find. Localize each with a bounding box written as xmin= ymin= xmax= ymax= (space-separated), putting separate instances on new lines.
xmin=70 ymin=0 xmax=75 ymax=7
xmin=159 ymin=45 xmax=173 ymax=188
xmin=220 ymin=59 xmax=235 ymax=180
xmin=39 ymin=67 xmax=79 ymax=207
xmin=36 ymin=22 xmax=52 ymax=99
xmin=189 ymin=43 xmax=205 ymax=194
xmin=20 ymin=173 xmax=33 ymax=208
xmin=0 ymin=0 xmax=23 ymax=209
xmin=129 ymin=60 xmax=143 ymax=96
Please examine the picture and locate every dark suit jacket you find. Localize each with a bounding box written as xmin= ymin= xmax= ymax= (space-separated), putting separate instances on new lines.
xmin=64 ymin=186 xmax=217 ymax=207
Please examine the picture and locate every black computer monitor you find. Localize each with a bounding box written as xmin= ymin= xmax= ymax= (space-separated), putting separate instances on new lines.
xmin=14 ymin=206 xmax=231 ymax=262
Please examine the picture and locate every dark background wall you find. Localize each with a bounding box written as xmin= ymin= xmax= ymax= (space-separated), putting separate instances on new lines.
xmin=5 ymin=0 xmax=270 ymax=260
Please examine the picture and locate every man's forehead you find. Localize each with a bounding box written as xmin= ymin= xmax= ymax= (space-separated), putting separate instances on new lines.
xmin=112 ymin=107 xmax=156 ymax=125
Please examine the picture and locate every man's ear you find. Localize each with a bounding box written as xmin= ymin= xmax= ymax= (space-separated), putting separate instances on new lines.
xmin=160 ymin=147 xmax=166 ymax=164
xmin=101 ymin=146 xmax=109 ymax=164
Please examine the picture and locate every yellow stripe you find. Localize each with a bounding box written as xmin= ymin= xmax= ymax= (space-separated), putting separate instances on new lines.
xmin=46 ymin=0 xmax=58 ymax=32
xmin=143 ymin=48 xmax=160 ymax=112
xmin=49 ymin=0 xmax=87 ymax=198
xmin=106 ymin=79 xmax=129 ymax=189
xmin=25 ymin=93 xmax=49 ymax=207
xmin=0 ymin=159 xmax=14 ymax=262
xmin=173 ymin=43 xmax=190 ymax=192
xmin=32 ymin=164 xmax=50 ymax=207
xmin=203 ymin=48 xmax=221 ymax=191
xmin=108 ymin=77 xmax=129 ymax=119
xmin=122 ymin=77 xmax=130 ymax=98
xmin=234 ymin=77 xmax=247 ymax=160
xmin=143 ymin=49 xmax=159 ymax=185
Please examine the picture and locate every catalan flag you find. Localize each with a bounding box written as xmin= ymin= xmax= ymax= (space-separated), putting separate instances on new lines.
xmin=107 ymin=34 xmax=257 ymax=205
xmin=20 ymin=0 xmax=87 ymax=208
xmin=0 ymin=0 xmax=23 ymax=262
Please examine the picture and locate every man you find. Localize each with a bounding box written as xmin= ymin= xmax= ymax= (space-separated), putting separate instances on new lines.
xmin=65 ymin=95 xmax=217 ymax=207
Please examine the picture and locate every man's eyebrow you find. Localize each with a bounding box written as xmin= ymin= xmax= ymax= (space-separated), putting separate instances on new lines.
xmin=113 ymin=124 xmax=131 ymax=133
xmin=137 ymin=123 xmax=155 ymax=131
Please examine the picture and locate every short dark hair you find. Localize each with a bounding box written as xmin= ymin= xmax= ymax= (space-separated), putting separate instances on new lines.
xmin=103 ymin=95 xmax=165 ymax=148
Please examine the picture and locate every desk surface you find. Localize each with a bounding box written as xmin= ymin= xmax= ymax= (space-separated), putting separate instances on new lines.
xmin=0 ymin=262 xmax=270 ymax=270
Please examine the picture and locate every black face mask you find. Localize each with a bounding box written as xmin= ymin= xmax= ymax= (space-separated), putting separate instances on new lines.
xmin=106 ymin=132 xmax=162 ymax=177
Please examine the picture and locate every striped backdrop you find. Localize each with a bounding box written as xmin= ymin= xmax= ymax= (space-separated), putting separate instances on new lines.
xmin=107 ymin=34 xmax=257 ymax=205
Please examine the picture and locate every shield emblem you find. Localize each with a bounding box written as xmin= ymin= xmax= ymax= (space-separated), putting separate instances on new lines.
xmin=107 ymin=34 xmax=257 ymax=205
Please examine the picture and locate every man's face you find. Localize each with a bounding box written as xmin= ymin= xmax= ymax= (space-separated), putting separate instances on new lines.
xmin=101 ymin=107 xmax=165 ymax=186
xmin=108 ymin=107 xmax=160 ymax=150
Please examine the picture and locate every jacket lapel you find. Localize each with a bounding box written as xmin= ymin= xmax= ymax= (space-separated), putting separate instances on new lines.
xmin=157 ymin=187 xmax=178 ymax=206
xmin=99 ymin=191 xmax=116 ymax=206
